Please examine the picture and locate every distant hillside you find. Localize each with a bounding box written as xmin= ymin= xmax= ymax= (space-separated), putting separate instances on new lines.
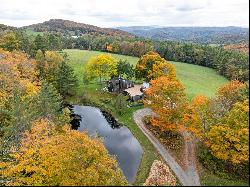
xmin=117 ymin=26 xmax=249 ymax=44
xmin=22 ymin=19 xmax=134 ymax=38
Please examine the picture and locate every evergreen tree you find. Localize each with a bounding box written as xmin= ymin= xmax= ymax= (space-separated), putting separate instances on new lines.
xmin=34 ymin=34 xmax=48 ymax=52
xmin=34 ymin=81 xmax=62 ymax=119
xmin=115 ymin=94 xmax=128 ymax=115
xmin=55 ymin=61 xmax=78 ymax=98
xmin=35 ymin=50 xmax=46 ymax=79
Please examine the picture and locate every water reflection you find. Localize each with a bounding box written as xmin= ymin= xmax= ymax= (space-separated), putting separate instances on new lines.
xmin=72 ymin=105 xmax=143 ymax=183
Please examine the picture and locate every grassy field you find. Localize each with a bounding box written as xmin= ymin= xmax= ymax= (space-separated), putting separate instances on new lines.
xmin=24 ymin=28 xmax=44 ymax=36
xmin=63 ymin=49 xmax=228 ymax=100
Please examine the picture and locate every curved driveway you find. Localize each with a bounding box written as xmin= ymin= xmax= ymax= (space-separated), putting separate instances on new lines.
xmin=133 ymin=108 xmax=200 ymax=186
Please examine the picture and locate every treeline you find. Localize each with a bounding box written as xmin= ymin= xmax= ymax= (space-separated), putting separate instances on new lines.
xmin=0 ymin=29 xmax=248 ymax=82
xmin=73 ymin=34 xmax=249 ymax=82
xmin=155 ymin=42 xmax=249 ymax=82
xmin=0 ymin=30 xmax=64 ymax=56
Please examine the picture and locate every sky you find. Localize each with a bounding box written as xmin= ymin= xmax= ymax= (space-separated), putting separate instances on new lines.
xmin=0 ymin=0 xmax=249 ymax=28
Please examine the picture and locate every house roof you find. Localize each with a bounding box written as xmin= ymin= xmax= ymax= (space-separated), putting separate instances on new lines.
xmin=124 ymin=84 xmax=143 ymax=97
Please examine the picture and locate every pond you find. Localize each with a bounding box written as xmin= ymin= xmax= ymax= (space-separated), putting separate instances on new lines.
xmin=72 ymin=105 xmax=143 ymax=184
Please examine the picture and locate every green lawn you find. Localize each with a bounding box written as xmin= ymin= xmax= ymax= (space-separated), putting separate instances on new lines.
xmin=171 ymin=61 xmax=228 ymax=99
xmin=63 ymin=49 xmax=228 ymax=100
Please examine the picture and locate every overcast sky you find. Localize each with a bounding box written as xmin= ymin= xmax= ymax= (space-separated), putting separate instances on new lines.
xmin=0 ymin=0 xmax=249 ymax=28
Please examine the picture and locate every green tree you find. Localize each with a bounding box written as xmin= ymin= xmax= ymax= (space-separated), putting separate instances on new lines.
xmin=34 ymin=34 xmax=48 ymax=52
xmin=35 ymin=50 xmax=46 ymax=79
xmin=115 ymin=94 xmax=128 ymax=115
xmin=117 ymin=60 xmax=134 ymax=79
xmin=55 ymin=61 xmax=78 ymax=98
xmin=33 ymin=81 xmax=62 ymax=119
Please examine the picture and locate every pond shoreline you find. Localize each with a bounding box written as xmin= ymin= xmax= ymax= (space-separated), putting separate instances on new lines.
xmin=67 ymin=104 xmax=143 ymax=184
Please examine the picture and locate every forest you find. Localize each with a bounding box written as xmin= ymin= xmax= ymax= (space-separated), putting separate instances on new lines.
xmin=0 ymin=18 xmax=249 ymax=186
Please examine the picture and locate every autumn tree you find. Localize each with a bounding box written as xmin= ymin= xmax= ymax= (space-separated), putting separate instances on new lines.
xmin=135 ymin=51 xmax=176 ymax=81
xmin=144 ymin=76 xmax=188 ymax=131
xmin=43 ymin=51 xmax=64 ymax=83
xmin=188 ymin=81 xmax=249 ymax=164
xmin=85 ymin=54 xmax=117 ymax=83
xmin=0 ymin=31 xmax=20 ymax=51
xmin=0 ymin=50 xmax=69 ymax=152
xmin=0 ymin=49 xmax=40 ymax=148
xmin=207 ymin=100 xmax=249 ymax=164
xmin=215 ymin=80 xmax=247 ymax=114
xmin=1 ymin=119 xmax=128 ymax=186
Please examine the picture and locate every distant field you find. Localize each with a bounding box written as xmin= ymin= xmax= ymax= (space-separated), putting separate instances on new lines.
xmin=64 ymin=49 xmax=228 ymax=99
xmin=24 ymin=28 xmax=44 ymax=36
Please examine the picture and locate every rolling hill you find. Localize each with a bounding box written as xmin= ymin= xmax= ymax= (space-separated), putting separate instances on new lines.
xmin=117 ymin=26 xmax=249 ymax=44
xmin=22 ymin=19 xmax=135 ymax=38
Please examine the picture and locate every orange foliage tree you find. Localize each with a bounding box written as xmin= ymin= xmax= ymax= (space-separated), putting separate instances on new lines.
xmin=135 ymin=51 xmax=176 ymax=81
xmin=1 ymin=119 xmax=128 ymax=186
xmin=144 ymin=76 xmax=188 ymax=132
xmin=215 ymin=80 xmax=247 ymax=113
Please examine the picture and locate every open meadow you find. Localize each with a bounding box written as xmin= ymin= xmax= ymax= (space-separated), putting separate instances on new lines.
xmin=64 ymin=49 xmax=228 ymax=100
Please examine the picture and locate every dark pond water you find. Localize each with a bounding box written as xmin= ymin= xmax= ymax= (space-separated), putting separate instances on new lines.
xmin=72 ymin=105 xmax=143 ymax=183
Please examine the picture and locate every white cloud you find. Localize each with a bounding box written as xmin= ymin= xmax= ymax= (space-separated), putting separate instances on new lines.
xmin=0 ymin=0 xmax=248 ymax=27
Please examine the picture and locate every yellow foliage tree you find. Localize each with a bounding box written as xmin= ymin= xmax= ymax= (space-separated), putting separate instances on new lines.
xmin=0 ymin=32 xmax=20 ymax=51
xmin=207 ymin=100 xmax=249 ymax=164
xmin=0 ymin=49 xmax=39 ymax=101
xmin=1 ymin=119 xmax=128 ymax=186
xmin=86 ymin=54 xmax=117 ymax=83
xmin=43 ymin=51 xmax=64 ymax=83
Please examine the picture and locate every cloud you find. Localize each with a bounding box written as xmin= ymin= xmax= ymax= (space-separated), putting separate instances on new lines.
xmin=0 ymin=0 xmax=248 ymax=27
